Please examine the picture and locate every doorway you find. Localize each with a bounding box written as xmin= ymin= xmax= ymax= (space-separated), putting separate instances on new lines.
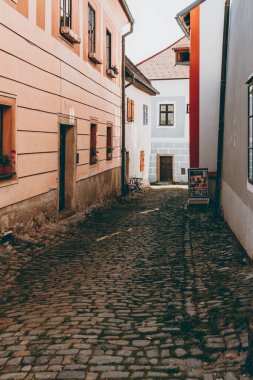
xmin=59 ymin=124 xmax=75 ymax=211
xmin=159 ymin=156 xmax=173 ymax=182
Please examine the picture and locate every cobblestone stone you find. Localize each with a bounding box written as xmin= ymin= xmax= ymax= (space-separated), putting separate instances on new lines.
xmin=0 ymin=189 xmax=252 ymax=379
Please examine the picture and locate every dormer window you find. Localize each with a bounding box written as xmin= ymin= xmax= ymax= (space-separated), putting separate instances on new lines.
xmin=174 ymin=47 xmax=190 ymax=65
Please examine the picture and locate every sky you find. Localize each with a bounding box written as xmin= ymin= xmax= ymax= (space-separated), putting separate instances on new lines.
xmin=125 ymin=0 xmax=193 ymax=64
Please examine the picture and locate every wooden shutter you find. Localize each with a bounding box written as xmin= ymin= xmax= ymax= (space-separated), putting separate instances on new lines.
xmin=127 ymin=98 xmax=131 ymax=122
xmin=140 ymin=150 xmax=145 ymax=172
xmin=131 ymin=100 xmax=135 ymax=122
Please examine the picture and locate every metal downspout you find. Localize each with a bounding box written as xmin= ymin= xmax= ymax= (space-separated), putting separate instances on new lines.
xmin=121 ymin=23 xmax=134 ymax=196
xmin=215 ymin=0 xmax=231 ymax=210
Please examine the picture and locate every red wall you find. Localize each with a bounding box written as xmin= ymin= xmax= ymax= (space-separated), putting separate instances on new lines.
xmin=190 ymin=7 xmax=200 ymax=168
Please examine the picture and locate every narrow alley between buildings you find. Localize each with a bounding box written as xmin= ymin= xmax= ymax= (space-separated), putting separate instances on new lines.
xmin=0 ymin=189 xmax=252 ymax=379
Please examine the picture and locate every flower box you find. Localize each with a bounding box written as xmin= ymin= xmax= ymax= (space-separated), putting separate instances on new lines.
xmin=88 ymin=52 xmax=103 ymax=65
xmin=60 ymin=27 xmax=81 ymax=44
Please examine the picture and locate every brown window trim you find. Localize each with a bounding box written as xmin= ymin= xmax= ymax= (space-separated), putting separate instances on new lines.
xmin=0 ymin=97 xmax=16 ymax=182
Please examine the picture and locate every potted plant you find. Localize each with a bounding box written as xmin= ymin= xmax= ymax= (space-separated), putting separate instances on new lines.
xmin=110 ymin=65 xmax=119 ymax=75
xmin=107 ymin=146 xmax=113 ymax=160
xmin=107 ymin=65 xmax=119 ymax=78
xmin=90 ymin=147 xmax=98 ymax=164
xmin=0 ymin=150 xmax=16 ymax=177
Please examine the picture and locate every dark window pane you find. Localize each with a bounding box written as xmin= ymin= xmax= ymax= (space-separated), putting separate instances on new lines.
xmin=249 ymin=86 xmax=253 ymax=117
xmin=249 ymin=117 xmax=253 ymax=148
xmin=106 ymin=30 xmax=111 ymax=69
xmin=249 ymin=148 xmax=253 ymax=181
xmin=60 ymin=0 xmax=71 ymax=28
xmin=88 ymin=4 xmax=96 ymax=53
xmin=0 ymin=107 xmax=3 ymax=154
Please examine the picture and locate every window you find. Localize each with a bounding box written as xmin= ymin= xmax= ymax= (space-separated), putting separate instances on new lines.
xmin=187 ymin=104 xmax=190 ymax=114
xmin=60 ymin=0 xmax=71 ymax=28
xmin=106 ymin=126 xmax=113 ymax=160
xmin=143 ymin=105 xmax=148 ymax=125
xmin=90 ymin=124 xmax=97 ymax=164
xmin=106 ymin=29 xmax=112 ymax=70
xmin=175 ymin=49 xmax=190 ymax=65
xmin=248 ymin=83 xmax=253 ymax=183
xmin=0 ymin=107 xmax=3 ymax=155
xmin=159 ymin=104 xmax=174 ymax=126
xmin=127 ymin=98 xmax=135 ymax=122
xmin=0 ymin=99 xmax=16 ymax=179
xmin=88 ymin=4 xmax=96 ymax=54
xmin=140 ymin=151 xmax=145 ymax=172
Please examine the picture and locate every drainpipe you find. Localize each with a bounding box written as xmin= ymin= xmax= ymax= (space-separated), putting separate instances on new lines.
xmin=121 ymin=23 xmax=134 ymax=196
xmin=215 ymin=0 xmax=231 ymax=210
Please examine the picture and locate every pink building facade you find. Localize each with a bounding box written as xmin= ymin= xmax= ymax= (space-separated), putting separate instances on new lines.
xmin=0 ymin=0 xmax=133 ymax=233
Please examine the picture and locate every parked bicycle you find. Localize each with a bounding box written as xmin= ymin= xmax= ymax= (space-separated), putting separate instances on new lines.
xmin=128 ymin=177 xmax=143 ymax=193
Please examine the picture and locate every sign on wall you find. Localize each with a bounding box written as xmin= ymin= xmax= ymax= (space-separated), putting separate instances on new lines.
xmin=188 ymin=168 xmax=209 ymax=203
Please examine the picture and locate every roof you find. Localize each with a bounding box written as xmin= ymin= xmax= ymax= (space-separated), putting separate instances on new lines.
xmin=118 ymin=0 xmax=134 ymax=24
xmin=176 ymin=0 xmax=206 ymax=36
xmin=125 ymin=56 xmax=159 ymax=96
xmin=137 ymin=36 xmax=190 ymax=81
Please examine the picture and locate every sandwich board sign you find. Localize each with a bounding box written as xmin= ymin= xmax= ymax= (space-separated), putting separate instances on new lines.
xmin=188 ymin=168 xmax=209 ymax=205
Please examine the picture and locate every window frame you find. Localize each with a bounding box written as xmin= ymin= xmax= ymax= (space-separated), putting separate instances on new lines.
xmin=159 ymin=104 xmax=174 ymax=126
xmin=88 ymin=3 xmax=96 ymax=55
xmin=143 ymin=105 xmax=148 ymax=125
xmin=175 ymin=49 xmax=190 ymax=66
xmin=248 ymin=82 xmax=253 ymax=184
xmin=106 ymin=29 xmax=112 ymax=70
xmin=106 ymin=125 xmax=113 ymax=161
xmin=60 ymin=0 xmax=72 ymax=29
xmin=90 ymin=123 xmax=97 ymax=165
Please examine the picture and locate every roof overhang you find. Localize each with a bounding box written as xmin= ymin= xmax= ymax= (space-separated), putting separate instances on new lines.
xmin=176 ymin=0 xmax=206 ymax=37
xmin=118 ymin=0 xmax=134 ymax=24
xmin=173 ymin=46 xmax=190 ymax=52
xmin=246 ymin=72 xmax=253 ymax=84
xmin=125 ymin=57 xmax=159 ymax=96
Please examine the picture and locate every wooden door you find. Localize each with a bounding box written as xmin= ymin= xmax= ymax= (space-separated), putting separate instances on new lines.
xmin=160 ymin=156 xmax=173 ymax=182
xmin=59 ymin=126 xmax=66 ymax=211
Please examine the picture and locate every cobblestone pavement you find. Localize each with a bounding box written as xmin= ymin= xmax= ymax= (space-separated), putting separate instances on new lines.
xmin=0 ymin=189 xmax=253 ymax=380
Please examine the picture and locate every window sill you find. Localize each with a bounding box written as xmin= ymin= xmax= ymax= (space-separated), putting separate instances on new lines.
xmin=60 ymin=27 xmax=81 ymax=44
xmin=88 ymin=53 xmax=103 ymax=65
xmin=0 ymin=173 xmax=17 ymax=188
xmin=0 ymin=172 xmax=15 ymax=180
xmin=159 ymin=124 xmax=174 ymax=127
xmin=90 ymin=158 xmax=98 ymax=165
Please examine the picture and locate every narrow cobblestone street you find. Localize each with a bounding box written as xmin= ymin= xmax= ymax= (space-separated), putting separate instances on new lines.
xmin=0 ymin=189 xmax=253 ymax=379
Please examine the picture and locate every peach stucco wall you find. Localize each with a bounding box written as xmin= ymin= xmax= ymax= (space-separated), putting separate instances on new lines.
xmin=0 ymin=0 xmax=129 ymax=210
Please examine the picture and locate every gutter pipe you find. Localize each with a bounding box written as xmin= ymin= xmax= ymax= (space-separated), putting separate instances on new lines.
xmin=215 ymin=0 xmax=231 ymax=210
xmin=121 ymin=23 xmax=134 ymax=196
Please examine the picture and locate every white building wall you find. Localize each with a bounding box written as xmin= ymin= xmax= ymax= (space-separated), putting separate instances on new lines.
xmin=199 ymin=0 xmax=225 ymax=171
xmin=150 ymin=79 xmax=189 ymax=183
xmin=125 ymin=85 xmax=152 ymax=185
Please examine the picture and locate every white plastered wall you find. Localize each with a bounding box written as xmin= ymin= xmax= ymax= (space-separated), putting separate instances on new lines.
xmin=125 ymin=85 xmax=153 ymax=185
xmin=199 ymin=0 xmax=225 ymax=171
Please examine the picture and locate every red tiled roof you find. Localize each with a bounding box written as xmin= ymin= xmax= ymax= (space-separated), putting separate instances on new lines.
xmin=137 ymin=36 xmax=190 ymax=80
